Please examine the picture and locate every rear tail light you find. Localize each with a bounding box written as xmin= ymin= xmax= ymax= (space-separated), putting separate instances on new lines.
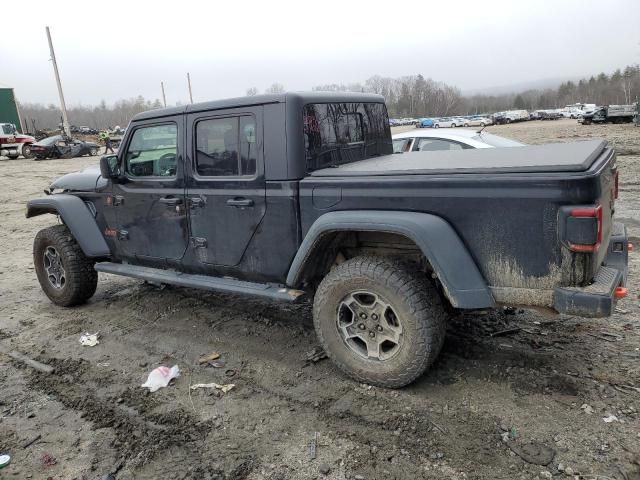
xmin=568 ymin=205 xmax=602 ymax=253
xmin=614 ymin=170 xmax=619 ymax=200
xmin=614 ymin=287 xmax=628 ymax=299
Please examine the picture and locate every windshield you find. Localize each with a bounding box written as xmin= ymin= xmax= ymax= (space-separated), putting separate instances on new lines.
xmin=474 ymin=133 xmax=524 ymax=148
xmin=303 ymin=102 xmax=392 ymax=171
xmin=1 ymin=124 xmax=16 ymax=135
xmin=39 ymin=135 xmax=63 ymax=146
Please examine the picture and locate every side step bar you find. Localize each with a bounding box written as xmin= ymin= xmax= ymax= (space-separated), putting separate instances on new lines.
xmin=95 ymin=262 xmax=305 ymax=302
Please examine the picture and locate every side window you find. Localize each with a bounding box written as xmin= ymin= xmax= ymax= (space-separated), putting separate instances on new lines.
xmin=195 ymin=115 xmax=257 ymax=177
xmin=414 ymin=138 xmax=467 ymax=151
xmin=126 ymin=124 xmax=177 ymax=177
xmin=393 ymin=138 xmax=411 ymax=153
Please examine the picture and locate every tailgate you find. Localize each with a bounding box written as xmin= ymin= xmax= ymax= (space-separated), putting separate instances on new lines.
xmin=558 ymin=145 xmax=617 ymax=284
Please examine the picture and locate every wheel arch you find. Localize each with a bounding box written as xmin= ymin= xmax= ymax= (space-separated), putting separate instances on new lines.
xmin=287 ymin=211 xmax=495 ymax=309
xmin=26 ymin=194 xmax=110 ymax=258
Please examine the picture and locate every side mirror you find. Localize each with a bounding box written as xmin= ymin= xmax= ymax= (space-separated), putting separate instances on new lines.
xmin=100 ymin=155 xmax=121 ymax=180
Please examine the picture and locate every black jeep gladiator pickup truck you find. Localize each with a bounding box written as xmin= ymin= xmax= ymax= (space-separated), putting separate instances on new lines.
xmin=27 ymin=92 xmax=630 ymax=388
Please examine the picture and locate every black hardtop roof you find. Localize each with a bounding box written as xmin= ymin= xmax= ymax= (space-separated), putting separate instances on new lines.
xmin=131 ymin=91 xmax=386 ymax=122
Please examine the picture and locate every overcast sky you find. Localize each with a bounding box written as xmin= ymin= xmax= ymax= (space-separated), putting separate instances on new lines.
xmin=3 ymin=0 xmax=639 ymax=106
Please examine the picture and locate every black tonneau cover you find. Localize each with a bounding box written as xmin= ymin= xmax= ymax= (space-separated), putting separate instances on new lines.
xmin=311 ymin=139 xmax=609 ymax=176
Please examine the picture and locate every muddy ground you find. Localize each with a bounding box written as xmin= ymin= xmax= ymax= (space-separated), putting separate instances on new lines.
xmin=0 ymin=119 xmax=639 ymax=480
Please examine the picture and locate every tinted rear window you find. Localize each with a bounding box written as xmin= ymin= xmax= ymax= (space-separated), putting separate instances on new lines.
xmin=303 ymin=103 xmax=392 ymax=171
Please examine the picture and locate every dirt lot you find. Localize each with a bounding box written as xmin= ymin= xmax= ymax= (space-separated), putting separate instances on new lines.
xmin=0 ymin=119 xmax=639 ymax=480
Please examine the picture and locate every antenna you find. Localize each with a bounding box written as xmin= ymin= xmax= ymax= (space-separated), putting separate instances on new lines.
xmin=161 ymin=82 xmax=167 ymax=107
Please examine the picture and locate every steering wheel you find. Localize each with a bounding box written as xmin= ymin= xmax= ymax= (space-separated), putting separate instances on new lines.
xmin=157 ymin=153 xmax=177 ymax=176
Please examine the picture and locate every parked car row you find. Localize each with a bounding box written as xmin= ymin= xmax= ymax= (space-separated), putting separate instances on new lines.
xmin=414 ymin=115 xmax=493 ymax=129
xmin=389 ymin=118 xmax=419 ymax=126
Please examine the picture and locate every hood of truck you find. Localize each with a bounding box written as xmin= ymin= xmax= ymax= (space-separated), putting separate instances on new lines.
xmin=49 ymin=164 xmax=106 ymax=192
xmin=310 ymin=140 xmax=608 ymax=177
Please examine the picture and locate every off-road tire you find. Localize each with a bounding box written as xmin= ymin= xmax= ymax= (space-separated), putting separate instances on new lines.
xmin=34 ymin=225 xmax=98 ymax=307
xmin=89 ymin=147 xmax=98 ymax=156
xmin=313 ymin=256 xmax=447 ymax=388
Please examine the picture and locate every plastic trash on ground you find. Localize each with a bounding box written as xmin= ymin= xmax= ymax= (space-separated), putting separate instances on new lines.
xmin=141 ymin=365 xmax=180 ymax=392
xmin=79 ymin=332 xmax=99 ymax=347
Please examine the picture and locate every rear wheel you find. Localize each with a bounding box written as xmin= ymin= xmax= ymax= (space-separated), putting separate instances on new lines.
xmin=434 ymin=124 xmax=439 ymax=128
xmin=89 ymin=147 xmax=98 ymax=156
xmin=34 ymin=225 xmax=98 ymax=307
xmin=313 ymin=256 xmax=447 ymax=388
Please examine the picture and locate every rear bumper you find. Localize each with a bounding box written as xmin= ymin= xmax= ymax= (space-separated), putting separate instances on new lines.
xmin=554 ymin=222 xmax=629 ymax=317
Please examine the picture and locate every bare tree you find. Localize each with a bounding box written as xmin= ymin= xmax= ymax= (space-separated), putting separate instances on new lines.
xmin=246 ymin=87 xmax=259 ymax=96
xmin=265 ymin=83 xmax=285 ymax=94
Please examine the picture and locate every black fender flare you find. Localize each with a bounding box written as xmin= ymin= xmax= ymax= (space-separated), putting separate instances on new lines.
xmin=287 ymin=210 xmax=495 ymax=309
xmin=26 ymin=194 xmax=110 ymax=258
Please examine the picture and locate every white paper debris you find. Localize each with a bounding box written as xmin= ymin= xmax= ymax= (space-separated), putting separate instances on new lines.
xmin=141 ymin=365 xmax=180 ymax=392
xmin=602 ymin=414 xmax=618 ymax=423
xmin=79 ymin=332 xmax=100 ymax=347
xmin=580 ymin=404 xmax=594 ymax=415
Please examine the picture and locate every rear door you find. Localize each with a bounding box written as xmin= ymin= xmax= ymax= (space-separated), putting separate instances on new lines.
xmin=185 ymin=106 xmax=266 ymax=267
xmin=112 ymin=117 xmax=188 ymax=261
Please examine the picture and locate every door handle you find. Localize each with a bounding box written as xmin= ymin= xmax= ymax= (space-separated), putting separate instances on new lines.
xmin=226 ymin=198 xmax=254 ymax=207
xmin=159 ymin=196 xmax=183 ymax=206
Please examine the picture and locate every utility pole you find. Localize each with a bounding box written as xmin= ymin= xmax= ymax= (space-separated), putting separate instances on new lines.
xmin=187 ymin=73 xmax=193 ymax=104
xmin=161 ymin=82 xmax=167 ymax=107
xmin=46 ymin=26 xmax=70 ymax=136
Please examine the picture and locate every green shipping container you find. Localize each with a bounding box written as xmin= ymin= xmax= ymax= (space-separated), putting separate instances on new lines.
xmin=0 ymin=87 xmax=22 ymax=133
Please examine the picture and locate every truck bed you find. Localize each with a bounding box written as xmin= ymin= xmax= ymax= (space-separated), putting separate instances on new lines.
xmin=301 ymin=138 xmax=618 ymax=308
xmin=311 ymin=140 xmax=609 ymax=176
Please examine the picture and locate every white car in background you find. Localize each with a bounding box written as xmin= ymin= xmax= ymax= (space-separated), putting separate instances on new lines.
xmin=392 ymin=128 xmax=525 ymax=153
xmin=433 ymin=117 xmax=464 ymax=128
xmin=463 ymin=116 xmax=493 ymax=127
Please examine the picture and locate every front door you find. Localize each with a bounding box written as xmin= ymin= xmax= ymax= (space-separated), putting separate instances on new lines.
xmin=185 ymin=107 xmax=266 ymax=267
xmin=112 ymin=117 xmax=188 ymax=261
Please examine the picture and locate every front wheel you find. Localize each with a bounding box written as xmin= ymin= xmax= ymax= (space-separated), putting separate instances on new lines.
xmin=434 ymin=124 xmax=439 ymax=128
xmin=34 ymin=225 xmax=98 ymax=307
xmin=89 ymin=147 xmax=98 ymax=156
xmin=313 ymin=256 xmax=447 ymax=388
xmin=22 ymin=144 xmax=34 ymax=159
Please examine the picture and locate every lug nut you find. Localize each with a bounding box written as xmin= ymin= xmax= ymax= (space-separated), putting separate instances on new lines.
xmin=359 ymin=312 xmax=367 ymax=319
xmin=376 ymin=325 xmax=383 ymax=332
xmin=371 ymin=314 xmax=378 ymax=321
xmin=358 ymin=323 xmax=366 ymax=330
xmin=369 ymin=331 xmax=375 ymax=338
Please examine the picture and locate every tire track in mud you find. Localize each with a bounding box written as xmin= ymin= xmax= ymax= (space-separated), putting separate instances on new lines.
xmin=26 ymin=357 xmax=255 ymax=479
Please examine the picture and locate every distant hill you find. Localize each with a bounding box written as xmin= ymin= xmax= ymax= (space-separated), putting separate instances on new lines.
xmin=462 ymin=76 xmax=583 ymax=96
